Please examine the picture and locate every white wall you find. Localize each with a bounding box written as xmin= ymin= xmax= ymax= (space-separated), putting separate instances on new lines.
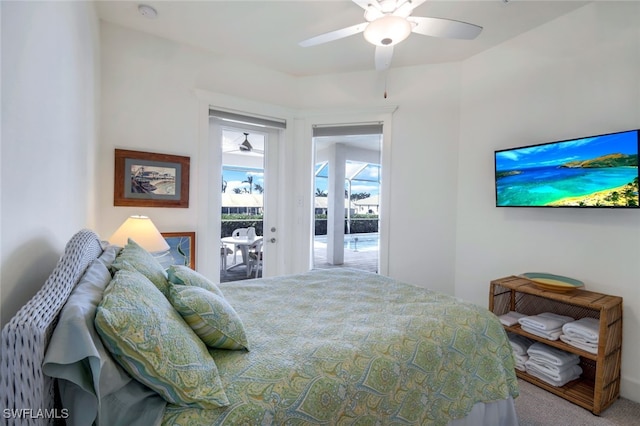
xmin=296 ymin=64 xmax=462 ymax=292
xmin=3 ymin=0 xmax=637 ymax=403
xmin=98 ymin=23 xmax=300 ymax=281
xmin=0 ymin=1 xmax=100 ymax=326
xmin=99 ymin=22 xmax=462 ymax=293
xmin=456 ymin=2 xmax=640 ymax=402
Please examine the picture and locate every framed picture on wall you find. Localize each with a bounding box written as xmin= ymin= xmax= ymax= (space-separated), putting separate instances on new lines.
xmin=159 ymin=232 xmax=196 ymax=270
xmin=114 ymin=149 xmax=190 ymax=208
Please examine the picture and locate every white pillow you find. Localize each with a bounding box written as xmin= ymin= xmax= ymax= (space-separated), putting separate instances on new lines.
xmin=43 ymin=249 xmax=166 ymax=426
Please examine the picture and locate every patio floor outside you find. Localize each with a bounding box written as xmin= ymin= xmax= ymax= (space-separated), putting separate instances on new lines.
xmin=220 ymin=233 xmax=378 ymax=282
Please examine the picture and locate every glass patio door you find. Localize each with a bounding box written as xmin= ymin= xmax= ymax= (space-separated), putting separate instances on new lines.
xmin=210 ymin=112 xmax=283 ymax=281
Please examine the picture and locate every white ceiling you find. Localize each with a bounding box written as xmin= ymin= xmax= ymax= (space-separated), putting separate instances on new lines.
xmin=96 ymin=0 xmax=590 ymax=77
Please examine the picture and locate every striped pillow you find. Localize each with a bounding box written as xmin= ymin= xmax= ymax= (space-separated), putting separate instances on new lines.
xmin=167 ymin=265 xmax=225 ymax=298
xmin=95 ymin=269 xmax=229 ymax=409
xmin=168 ymin=283 xmax=249 ymax=351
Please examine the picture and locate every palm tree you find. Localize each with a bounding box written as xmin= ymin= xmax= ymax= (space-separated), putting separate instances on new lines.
xmin=316 ymin=188 xmax=327 ymax=197
xmin=611 ymin=191 xmax=620 ymax=204
xmin=610 ymin=192 xmax=620 ymax=203
xmin=242 ymin=175 xmax=254 ymax=194
xmin=254 ymin=184 xmax=264 ymax=194
xmin=623 ymin=187 xmax=635 ymax=199
xmin=350 ymin=192 xmax=370 ymax=201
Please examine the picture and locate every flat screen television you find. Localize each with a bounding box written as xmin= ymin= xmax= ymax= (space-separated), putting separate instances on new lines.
xmin=495 ymin=129 xmax=639 ymax=208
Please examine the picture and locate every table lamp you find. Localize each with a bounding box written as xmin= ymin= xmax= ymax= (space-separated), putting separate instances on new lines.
xmin=108 ymin=215 xmax=170 ymax=253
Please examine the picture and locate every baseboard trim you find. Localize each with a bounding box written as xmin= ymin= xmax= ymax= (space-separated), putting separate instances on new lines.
xmin=621 ymin=376 xmax=640 ymax=404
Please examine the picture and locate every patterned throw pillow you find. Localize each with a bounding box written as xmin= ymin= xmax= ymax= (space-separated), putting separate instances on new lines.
xmin=110 ymin=238 xmax=170 ymax=296
xmin=167 ymin=265 xmax=224 ymax=298
xmin=168 ymin=283 xmax=249 ymax=351
xmin=95 ymin=269 xmax=230 ymax=409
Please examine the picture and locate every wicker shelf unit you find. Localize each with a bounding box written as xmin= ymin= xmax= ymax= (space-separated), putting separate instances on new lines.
xmin=490 ymin=276 xmax=623 ymax=415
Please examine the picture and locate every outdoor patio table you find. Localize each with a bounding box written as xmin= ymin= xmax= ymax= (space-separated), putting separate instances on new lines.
xmin=221 ymin=235 xmax=263 ymax=271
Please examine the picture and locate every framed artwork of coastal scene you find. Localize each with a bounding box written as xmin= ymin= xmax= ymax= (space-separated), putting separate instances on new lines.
xmin=114 ymin=149 xmax=190 ymax=208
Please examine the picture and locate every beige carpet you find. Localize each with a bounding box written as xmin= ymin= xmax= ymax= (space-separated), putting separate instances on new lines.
xmin=515 ymin=379 xmax=640 ymax=425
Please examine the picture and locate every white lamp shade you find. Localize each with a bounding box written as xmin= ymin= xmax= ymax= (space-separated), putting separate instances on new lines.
xmin=364 ymin=15 xmax=412 ymax=47
xmin=108 ymin=215 xmax=170 ymax=253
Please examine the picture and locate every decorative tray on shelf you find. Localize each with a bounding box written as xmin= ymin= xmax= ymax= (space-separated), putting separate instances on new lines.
xmin=519 ymin=272 xmax=584 ymax=292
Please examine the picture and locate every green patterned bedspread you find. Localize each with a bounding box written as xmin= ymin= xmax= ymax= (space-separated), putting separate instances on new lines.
xmin=163 ymin=269 xmax=518 ymax=425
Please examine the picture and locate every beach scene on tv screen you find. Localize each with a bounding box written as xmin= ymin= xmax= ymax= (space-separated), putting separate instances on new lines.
xmin=495 ymin=131 xmax=639 ymax=207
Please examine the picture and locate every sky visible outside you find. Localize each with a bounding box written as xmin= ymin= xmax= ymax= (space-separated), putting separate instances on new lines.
xmin=223 ymin=162 xmax=381 ymax=197
xmin=223 ymin=166 xmax=264 ymax=193
xmin=495 ymin=130 xmax=638 ymax=172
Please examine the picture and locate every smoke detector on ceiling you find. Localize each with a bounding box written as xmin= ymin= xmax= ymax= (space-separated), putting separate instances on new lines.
xmin=138 ymin=4 xmax=158 ymax=19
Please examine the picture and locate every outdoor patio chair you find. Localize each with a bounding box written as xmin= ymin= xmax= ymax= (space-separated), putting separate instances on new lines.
xmin=231 ymin=227 xmax=249 ymax=264
xmin=246 ymin=239 xmax=263 ymax=278
xmin=220 ymin=243 xmax=232 ymax=274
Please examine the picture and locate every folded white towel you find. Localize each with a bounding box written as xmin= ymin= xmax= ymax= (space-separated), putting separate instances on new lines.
xmin=562 ymin=317 xmax=599 ymax=343
xmin=521 ymin=325 xmax=562 ymax=341
xmin=508 ymin=333 xmax=535 ymax=356
xmin=514 ymin=353 xmax=529 ymax=364
xmin=500 ymin=311 xmax=528 ymax=326
xmin=559 ymin=334 xmax=598 ymax=354
xmin=518 ymin=312 xmax=574 ymax=331
xmin=513 ymin=352 xmax=528 ymax=372
xmin=525 ymin=359 xmax=582 ymax=379
xmin=527 ymin=342 xmax=580 ymax=366
xmin=525 ymin=362 xmax=582 ymax=387
xmin=527 ymin=356 xmax=579 ymax=374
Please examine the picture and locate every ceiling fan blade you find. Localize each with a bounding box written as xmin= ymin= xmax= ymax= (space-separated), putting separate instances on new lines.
xmin=407 ymin=0 xmax=428 ymax=8
xmin=352 ymin=0 xmax=385 ymax=21
xmin=352 ymin=0 xmax=383 ymax=12
xmin=394 ymin=0 xmax=427 ymax=18
xmin=351 ymin=0 xmax=372 ymax=10
xmin=375 ymin=45 xmax=394 ymax=71
xmin=409 ymin=16 xmax=483 ymax=40
xmin=299 ymin=22 xmax=368 ymax=47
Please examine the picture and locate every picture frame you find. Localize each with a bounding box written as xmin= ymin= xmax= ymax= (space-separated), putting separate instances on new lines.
xmin=159 ymin=232 xmax=196 ymax=270
xmin=114 ymin=149 xmax=190 ymax=208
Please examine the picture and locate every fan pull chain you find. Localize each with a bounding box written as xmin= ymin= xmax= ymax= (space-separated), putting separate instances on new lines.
xmin=383 ymin=73 xmax=388 ymax=99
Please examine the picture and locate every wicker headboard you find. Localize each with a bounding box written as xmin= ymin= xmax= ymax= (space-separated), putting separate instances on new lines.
xmin=0 ymin=229 xmax=104 ymax=425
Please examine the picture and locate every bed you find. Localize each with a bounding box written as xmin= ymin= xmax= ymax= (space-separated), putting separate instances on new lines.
xmin=1 ymin=229 xmax=519 ymax=425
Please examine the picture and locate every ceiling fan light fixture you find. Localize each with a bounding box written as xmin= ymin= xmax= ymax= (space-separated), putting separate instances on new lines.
xmin=239 ymin=132 xmax=253 ymax=152
xmin=364 ymin=15 xmax=412 ymax=47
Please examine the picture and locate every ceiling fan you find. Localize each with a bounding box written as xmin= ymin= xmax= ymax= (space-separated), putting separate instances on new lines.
xmin=299 ymin=0 xmax=483 ymax=71
xmin=229 ymin=132 xmax=264 ymax=155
